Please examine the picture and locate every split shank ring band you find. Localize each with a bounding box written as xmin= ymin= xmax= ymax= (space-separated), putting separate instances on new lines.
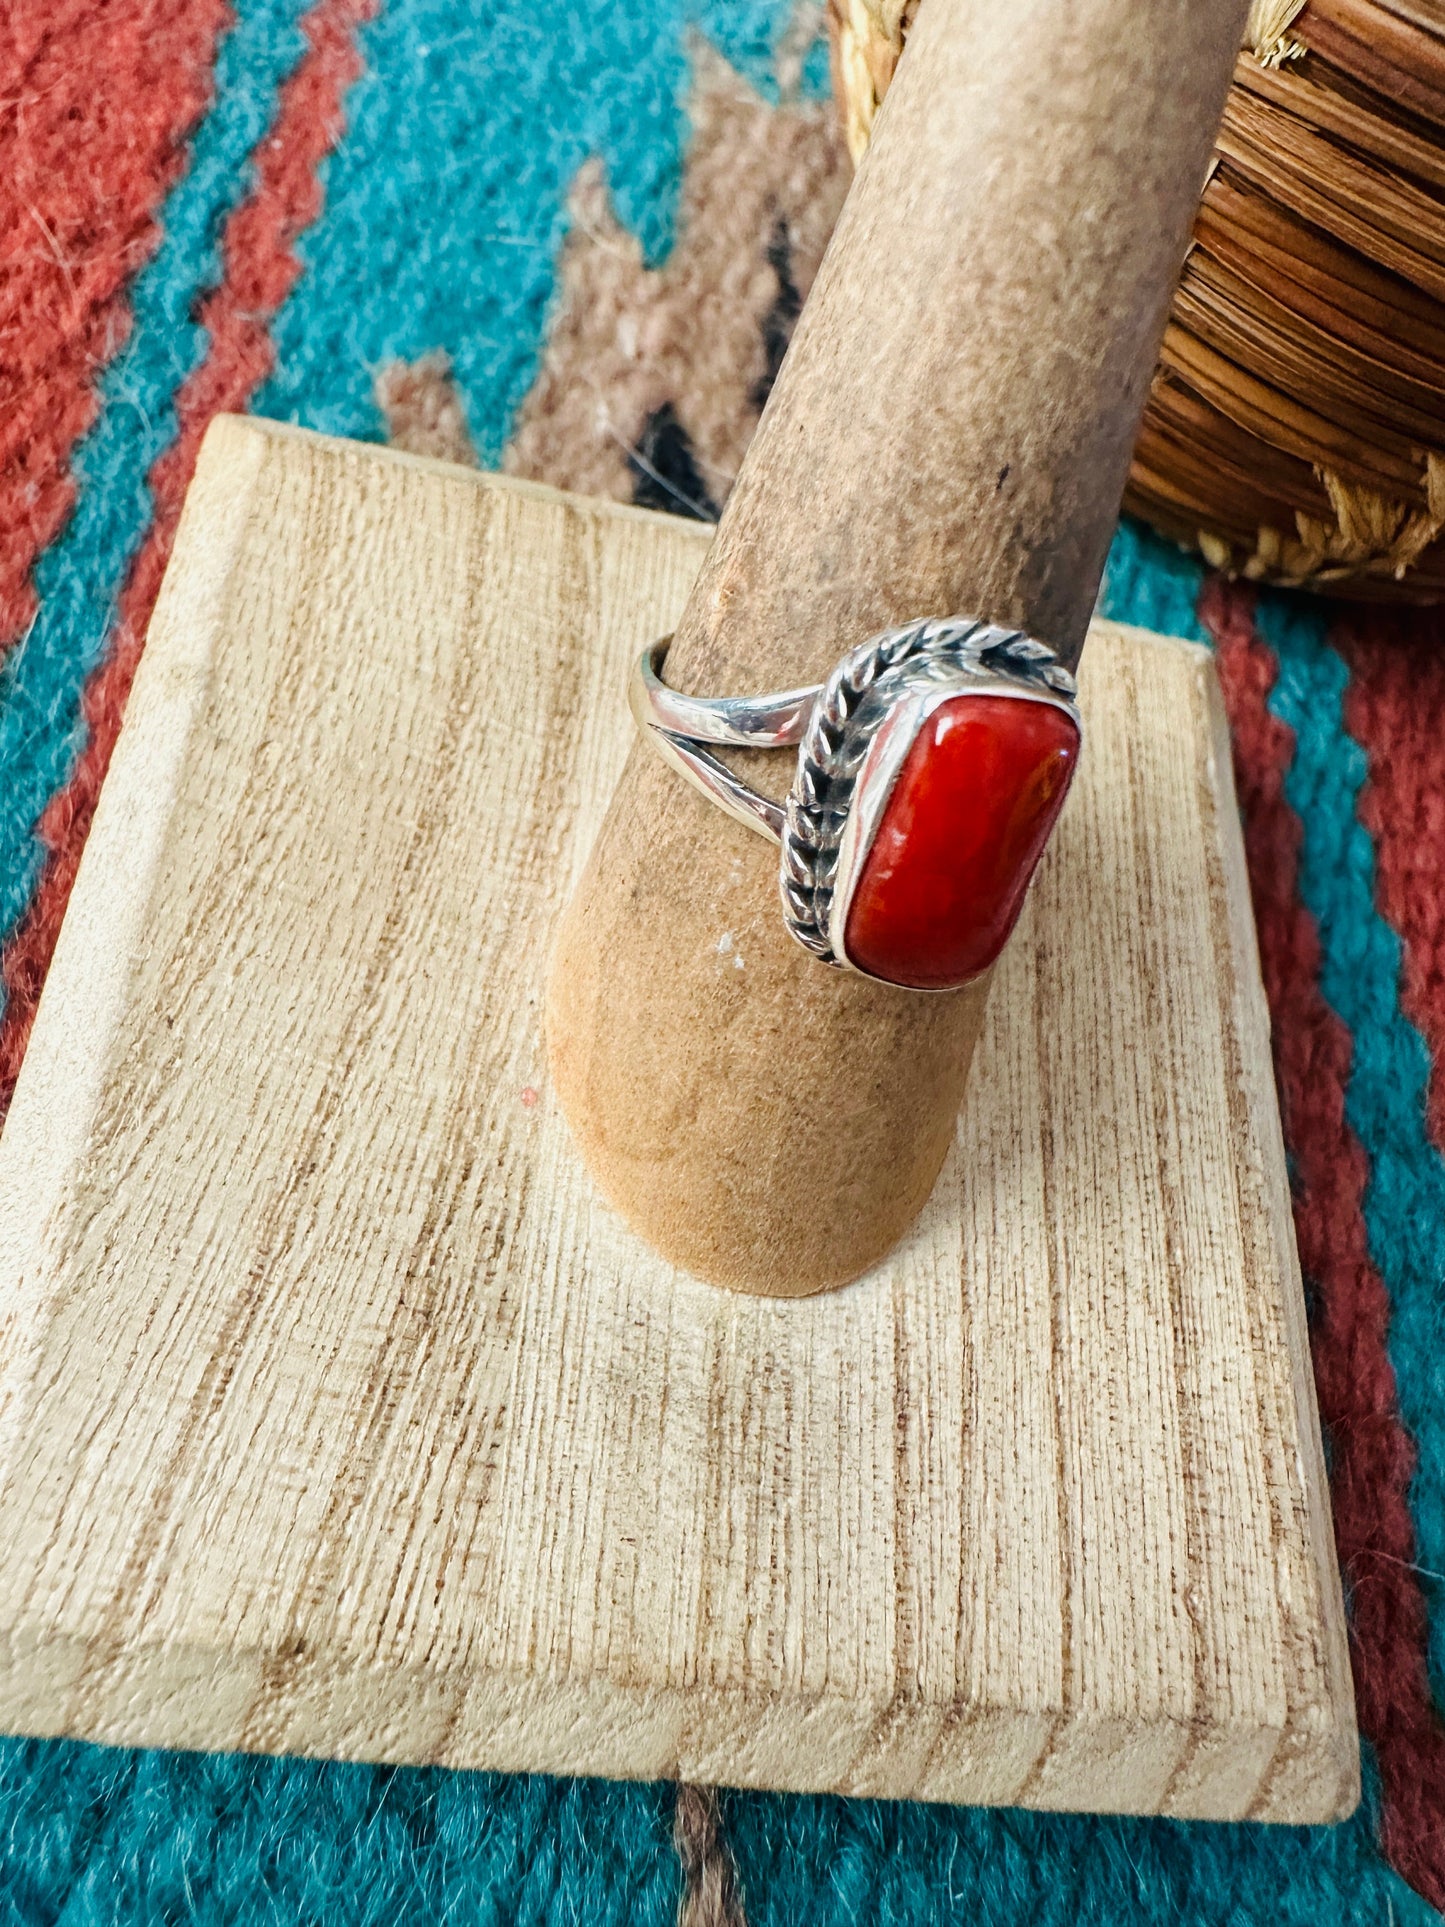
xmin=629 ymin=616 xmax=1082 ymax=993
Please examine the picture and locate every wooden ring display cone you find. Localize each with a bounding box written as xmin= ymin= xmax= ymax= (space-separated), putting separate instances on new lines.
xmin=546 ymin=0 xmax=1259 ymax=1295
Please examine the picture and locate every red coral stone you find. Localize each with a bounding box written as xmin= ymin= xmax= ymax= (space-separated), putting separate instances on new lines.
xmin=843 ymin=694 xmax=1079 ymax=990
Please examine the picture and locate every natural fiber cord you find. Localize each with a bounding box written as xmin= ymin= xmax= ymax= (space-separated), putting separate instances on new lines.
xmin=833 ymin=0 xmax=1445 ymax=600
xmin=826 ymin=0 xmax=913 ymax=160
xmin=675 ymin=1785 xmax=748 ymax=1927
xmin=1247 ymin=0 xmax=1309 ymax=64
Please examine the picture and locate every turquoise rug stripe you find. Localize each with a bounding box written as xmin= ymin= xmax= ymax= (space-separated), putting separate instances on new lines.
xmin=0 ymin=0 xmax=315 ymax=949
xmin=1097 ymin=518 xmax=1210 ymax=645
xmin=254 ymin=5 xmax=829 ymax=461
xmin=0 ymin=1742 xmax=681 ymax=1925
xmin=724 ymin=1771 xmax=1436 ymax=1927
xmin=0 ymin=1736 xmax=1429 ymax=1927
xmin=1260 ymin=592 xmax=1445 ymax=1707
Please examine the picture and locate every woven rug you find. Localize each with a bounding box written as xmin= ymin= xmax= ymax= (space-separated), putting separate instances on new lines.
xmin=3 ymin=1 xmax=1445 ymax=1919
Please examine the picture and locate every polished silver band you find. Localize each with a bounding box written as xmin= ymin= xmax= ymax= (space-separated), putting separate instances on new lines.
xmin=630 ymin=616 xmax=1081 ymax=976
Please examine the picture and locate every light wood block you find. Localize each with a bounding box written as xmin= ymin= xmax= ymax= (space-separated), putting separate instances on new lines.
xmin=0 ymin=416 xmax=1356 ymax=1821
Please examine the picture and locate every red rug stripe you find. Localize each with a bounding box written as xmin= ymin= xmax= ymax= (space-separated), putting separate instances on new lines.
xmin=1202 ymin=576 xmax=1445 ymax=1909
xmin=0 ymin=0 xmax=232 ymax=652
xmin=1334 ymin=605 xmax=1445 ymax=1157
xmin=0 ymin=0 xmax=376 ymax=1116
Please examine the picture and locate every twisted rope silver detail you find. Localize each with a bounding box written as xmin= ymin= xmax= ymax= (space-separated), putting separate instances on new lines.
xmin=778 ymin=618 xmax=1078 ymax=964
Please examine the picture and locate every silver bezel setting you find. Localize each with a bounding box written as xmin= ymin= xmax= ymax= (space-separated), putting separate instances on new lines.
xmin=776 ymin=620 xmax=1081 ymax=978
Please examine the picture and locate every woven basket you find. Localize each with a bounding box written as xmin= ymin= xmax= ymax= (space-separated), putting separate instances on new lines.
xmin=829 ymin=0 xmax=1445 ymax=601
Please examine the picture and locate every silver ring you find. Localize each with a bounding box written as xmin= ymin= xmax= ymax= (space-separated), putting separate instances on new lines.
xmin=630 ymin=616 xmax=1082 ymax=991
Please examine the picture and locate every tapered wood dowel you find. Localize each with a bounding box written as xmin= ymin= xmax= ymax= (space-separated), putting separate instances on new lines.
xmin=547 ymin=0 xmax=1251 ymax=1294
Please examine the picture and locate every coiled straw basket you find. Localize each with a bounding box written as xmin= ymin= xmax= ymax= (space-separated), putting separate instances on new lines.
xmin=830 ymin=0 xmax=1445 ymax=600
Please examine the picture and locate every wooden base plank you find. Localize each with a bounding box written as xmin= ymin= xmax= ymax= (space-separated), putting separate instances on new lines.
xmin=0 ymin=416 xmax=1356 ymax=1820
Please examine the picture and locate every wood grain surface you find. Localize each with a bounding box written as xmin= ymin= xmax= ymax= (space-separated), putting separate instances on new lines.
xmin=0 ymin=416 xmax=1356 ymax=1820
